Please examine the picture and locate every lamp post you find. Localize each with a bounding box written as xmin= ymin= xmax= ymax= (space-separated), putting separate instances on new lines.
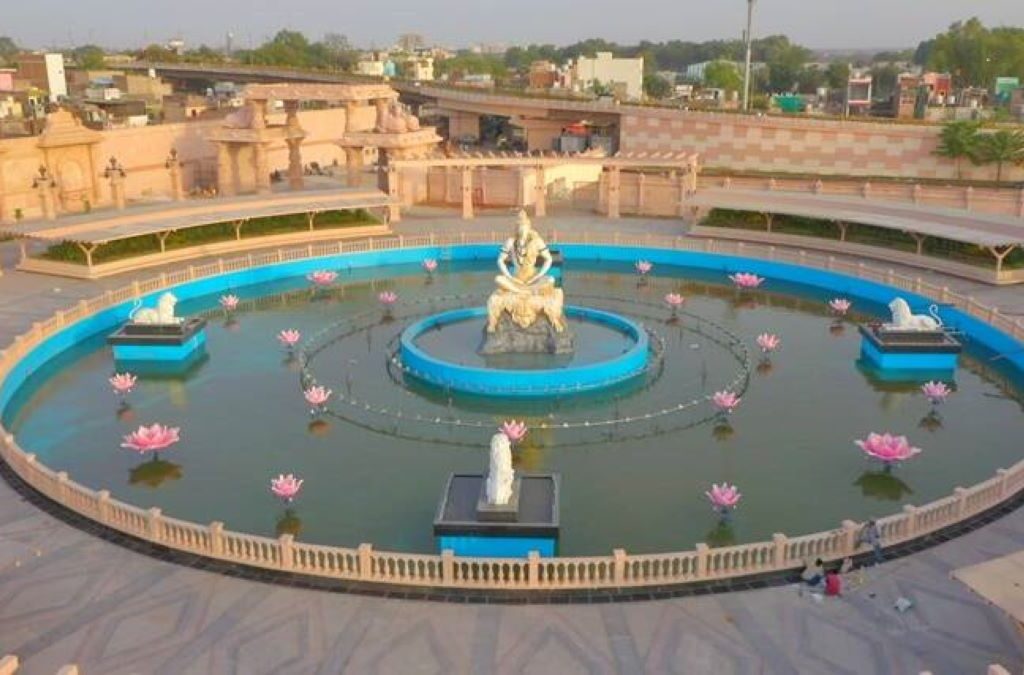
xmin=742 ymin=0 xmax=757 ymax=112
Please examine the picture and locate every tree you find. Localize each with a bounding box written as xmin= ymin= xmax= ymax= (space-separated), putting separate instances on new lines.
xmin=870 ymin=64 xmax=900 ymax=98
xmin=643 ymin=74 xmax=672 ymax=99
xmin=926 ymin=19 xmax=1024 ymax=88
xmin=703 ymin=60 xmax=742 ymax=92
xmin=933 ymin=120 xmax=981 ymax=179
xmin=72 ymin=44 xmax=106 ymax=69
xmin=0 ymin=36 xmax=18 ymax=66
xmin=138 ymin=44 xmax=180 ymax=62
xmin=796 ymin=66 xmax=825 ymax=94
xmin=825 ymin=62 xmax=850 ymax=90
xmin=972 ymin=130 xmax=1024 ymax=183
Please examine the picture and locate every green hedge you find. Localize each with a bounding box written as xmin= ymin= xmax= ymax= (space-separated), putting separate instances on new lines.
xmin=40 ymin=209 xmax=378 ymax=265
xmin=701 ymin=208 xmax=1024 ymax=270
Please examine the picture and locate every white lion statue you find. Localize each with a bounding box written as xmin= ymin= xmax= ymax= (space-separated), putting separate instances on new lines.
xmin=129 ymin=292 xmax=182 ymax=325
xmin=485 ymin=432 xmax=515 ymax=506
xmin=886 ymin=297 xmax=942 ymax=332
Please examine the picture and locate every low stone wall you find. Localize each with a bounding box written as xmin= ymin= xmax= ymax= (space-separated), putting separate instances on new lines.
xmin=1 ymin=232 xmax=1022 ymax=595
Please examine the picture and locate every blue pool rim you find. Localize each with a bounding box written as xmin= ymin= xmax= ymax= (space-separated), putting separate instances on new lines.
xmin=398 ymin=306 xmax=650 ymax=397
xmin=3 ymin=242 xmax=1024 ymax=416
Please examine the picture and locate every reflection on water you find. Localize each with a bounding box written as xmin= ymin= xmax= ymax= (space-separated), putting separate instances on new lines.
xmin=853 ymin=470 xmax=914 ymax=501
xmin=276 ymin=508 xmax=303 ymax=537
xmin=129 ymin=458 xmax=183 ymax=488
xmin=919 ymin=411 xmax=945 ymax=432
xmin=705 ymin=521 xmax=737 ymax=548
xmin=712 ymin=420 xmax=735 ymax=442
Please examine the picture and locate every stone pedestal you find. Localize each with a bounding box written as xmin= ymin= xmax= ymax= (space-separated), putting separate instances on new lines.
xmin=480 ymin=314 xmax=575 ymax=355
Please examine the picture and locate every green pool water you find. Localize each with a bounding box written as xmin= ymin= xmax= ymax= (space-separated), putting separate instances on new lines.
xmin=4 ymin=258 xmax=1023 ymax=555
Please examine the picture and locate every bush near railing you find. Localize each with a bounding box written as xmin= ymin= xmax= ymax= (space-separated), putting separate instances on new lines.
xmin=701 ymin=208 xmax=1024 ymax=270
xmin=0 ymin=232 xmax=1022 ymax=592
xmin=39 ymin=209 xmax=378 ymax=265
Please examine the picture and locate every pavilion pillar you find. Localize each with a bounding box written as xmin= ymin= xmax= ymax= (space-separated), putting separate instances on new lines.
xmin=461 ymin=166 xmax=474 ymax=219
xmin=385 ymin=165 xmax=401 ymax=223
xmin=344 ymin=147 xmax=363 ymax=188
xmin=286 ymin=139 xmax=304 ymax=191
xmin=166 ymin=150 xmax=185 ymax=201
xmin=216 ymin=144 xmax=236 ymax=197
xmin=606 ymin=166 xmax=621 ymax=219
xmin=253 ymin=143 xmax=271 ymax=195
xmin=33 ymin=168 xmax=58 ymax=221
xmin=444 ymin=166 xmax=455 ymax=203
xmin=533 ymin=165 xmax=546 ymax=218
xmin=284 ymin=100 xmax=305 ymax=191
xmin=517 ymin=167 xmax=527 ymax=208
xmin=636 ymin=173 xmax=646 ymax=215
xmin=105 ymin=157 xmax=127 ymax=210
xmin=676 ymin=171 xmax=688 ymax=216
xmin=374 ymin=99 xmax=388 ymax=130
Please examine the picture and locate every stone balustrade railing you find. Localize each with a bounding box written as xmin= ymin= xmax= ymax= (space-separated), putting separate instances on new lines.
xmin=1 ymin=231 xmax=1022 ymax=594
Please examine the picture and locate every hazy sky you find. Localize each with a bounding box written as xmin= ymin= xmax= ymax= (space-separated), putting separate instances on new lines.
xmin=5 ymin=0 xmax=1024 ymax=51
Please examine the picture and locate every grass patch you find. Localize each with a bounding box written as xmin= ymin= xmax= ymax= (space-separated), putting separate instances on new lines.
xmin=40 ymin=209 xmax=378 ymax=265
xmin=700 ymin=208 xmax=1023 ymax=270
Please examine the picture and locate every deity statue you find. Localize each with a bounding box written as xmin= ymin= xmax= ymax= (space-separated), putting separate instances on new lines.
xmin=485 ymin=432 xmax=514 ymax=506
xmin=483 ymin=211 xmax=571 ymax=354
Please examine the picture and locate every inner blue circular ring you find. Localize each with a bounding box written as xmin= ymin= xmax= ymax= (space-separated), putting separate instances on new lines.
xmin=398 ymin=306 xmax=651 ymax=398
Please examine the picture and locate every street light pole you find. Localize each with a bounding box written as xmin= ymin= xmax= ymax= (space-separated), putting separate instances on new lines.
xmin=742 ymin=0 xmax=756 ymax=112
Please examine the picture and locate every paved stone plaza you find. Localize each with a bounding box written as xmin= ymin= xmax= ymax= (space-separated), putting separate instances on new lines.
xmin=0 ymin=215 xmax=1022 ymax=674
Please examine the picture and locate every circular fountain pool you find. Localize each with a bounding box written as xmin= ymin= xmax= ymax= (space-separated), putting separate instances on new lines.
xmin=398 ymin=306 xmax=650 ymax=397
xmin=2 ymin=249 xmax=1023 ymax=555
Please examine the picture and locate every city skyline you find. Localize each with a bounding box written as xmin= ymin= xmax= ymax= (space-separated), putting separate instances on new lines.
xmin=4 ymin=0 xmax=1024 ymax=52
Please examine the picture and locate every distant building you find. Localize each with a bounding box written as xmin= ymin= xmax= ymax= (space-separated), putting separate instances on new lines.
xmin=166 ymin=38 xmax=186 ymax=56
xmin=684 ymin=60 xmax=765 ymax=84
xmin=528 ymin=61 xmax=558 ymax=90
xmin=15 ymin=53 xmax=67 ymax=102
xmin=0 ymin=69 xmax=15 ymax=93
xmin=571 ymin=52 xmax=643 ymax=101
xmin=845 ymin=73 xmax=873 ymax=116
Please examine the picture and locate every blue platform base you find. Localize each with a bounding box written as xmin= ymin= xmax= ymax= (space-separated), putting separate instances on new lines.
xmin=437 ymin=534 xmax=556 ymax=557
xmin=434 ymin=473 xmax=560 ymax=558
xmin=859 ymin=326 xmax=960 ymax=372
xmin=111 ymin=331 xmax=207 ymax=362
xmin=400 ymin=306 xmax=649 ymax=398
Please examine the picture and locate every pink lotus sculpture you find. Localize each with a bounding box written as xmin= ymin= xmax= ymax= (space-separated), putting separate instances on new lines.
xmin=109 ymin=372 xmax=137 ymax=398
xmin=712 ymin=390 xmax=741 ymax=415
xmin=635 ymin=260 xmax=653 ymax=276
xmin=277 ymin=329 xmax=302 ymax=351
xmin=304 ymin=385 xmax=332 ymax=415
xmin=219 ymin=294 xmax=240 ymax=312
xmin=828 ymin=298 xmax=852 ymax=316
xmin=422 ymin=258 xmax=438 ymax=274
xmin=921 ymin=381 xmax=951 ymax=406
xmin=378 ymin=291 xmax=398 ymax=305
xmin=664 ymin=293 xmax=685 ymax=309
xmin=706 ymin=483 xmax=742 ymax=515
xmin=756 ymin=333 xmax=781 ymax=354
xmin=855 ymin=432 xmax=922 ymax=466
xmin=729 ymin=272 xmax=764 ymax=290
xmin=307 ymin=270 xmax=338 ymax=287
xmin=499 ymin=420 xmax=528 ymax=443
xmin=270 ymin=473 xmax=304 ymax=503
xmin=121 ymin=423 xmax=180 ymax=455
